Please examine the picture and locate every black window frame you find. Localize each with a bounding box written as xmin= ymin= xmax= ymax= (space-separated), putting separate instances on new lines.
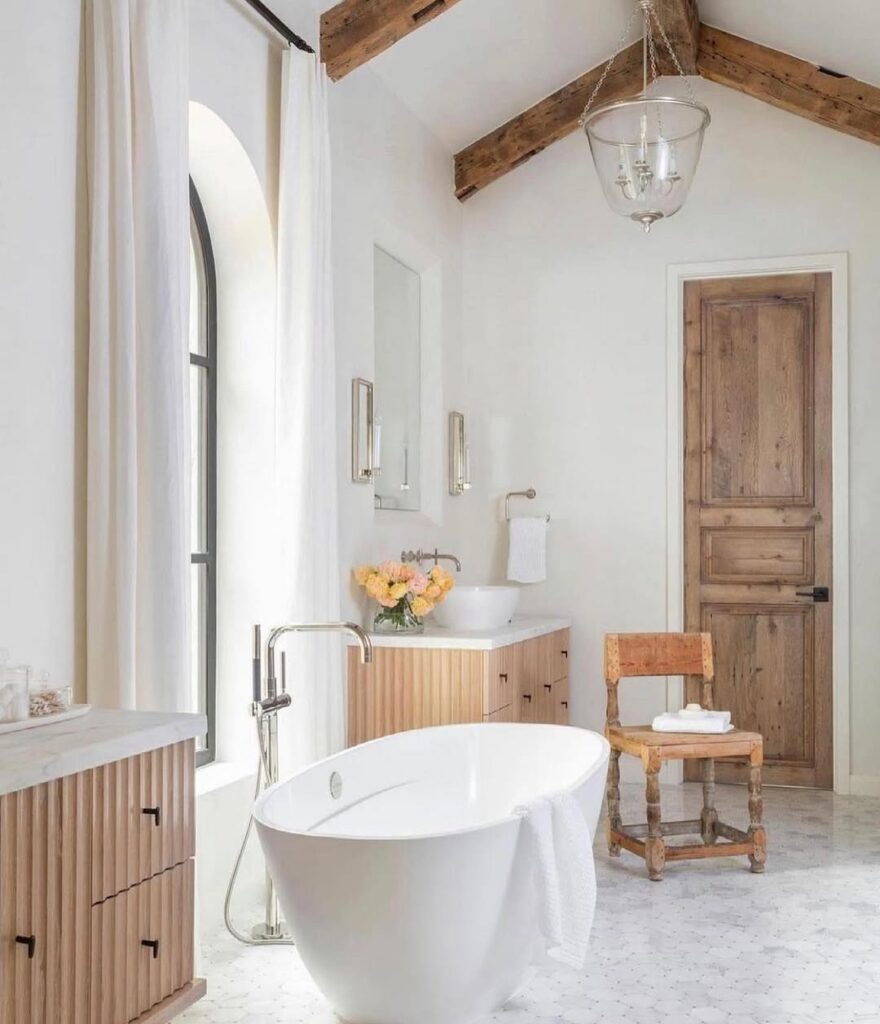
xmin=189 ymin=178 xmax=217 ymax=768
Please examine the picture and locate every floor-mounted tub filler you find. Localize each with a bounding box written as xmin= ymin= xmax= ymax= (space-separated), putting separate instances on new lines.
xmin=254 ymin=723 xmax=610 ymax=1024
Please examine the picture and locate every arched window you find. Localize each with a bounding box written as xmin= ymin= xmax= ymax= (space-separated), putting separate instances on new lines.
xmin=189 ymin=178 xmax=217 ymax=766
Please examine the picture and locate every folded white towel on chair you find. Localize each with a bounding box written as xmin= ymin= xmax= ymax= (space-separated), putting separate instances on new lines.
xmin=514 ymin=792 xmax=596 ymax=969
xmin=652 ymin=710 xmax=733 ymax=734
xmin=507 ymin=516 xmax=548 ymax=583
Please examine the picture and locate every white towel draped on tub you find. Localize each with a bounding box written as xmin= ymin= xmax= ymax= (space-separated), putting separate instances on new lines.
xmin=514 ymin=792 xmax=596 ymax=969
xmin=507 ymin=516 xmax=548 ymax=583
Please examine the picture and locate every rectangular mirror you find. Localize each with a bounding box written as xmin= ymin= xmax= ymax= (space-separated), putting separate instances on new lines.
xmin=373 ymin=246 xmax=421 ymax=511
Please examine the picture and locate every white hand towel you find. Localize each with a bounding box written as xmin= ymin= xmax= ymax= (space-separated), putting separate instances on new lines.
xmin=651 ymin=710 xmax=733 ymax=734
xmin=507 ymin=516 xmax=548 ymax=584
xmin=514 ymin=792 xmax=596 ymax=969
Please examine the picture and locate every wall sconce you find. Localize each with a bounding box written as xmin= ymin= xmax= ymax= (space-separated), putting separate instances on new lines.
xmin=351 ymin=378 xmax=377 ymax=483
xmin=448 ymin=411 xmax=471 ymax=496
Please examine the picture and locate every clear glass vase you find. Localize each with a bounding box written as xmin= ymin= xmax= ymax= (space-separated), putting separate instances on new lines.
xmin=373 ymin=599 xmax=424 ymax=634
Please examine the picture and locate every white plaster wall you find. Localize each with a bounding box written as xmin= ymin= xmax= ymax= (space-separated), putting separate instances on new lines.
xmin=457 ymin=79 xmax=880 ymax=783
xmin=0 ymin=2 xmax=87 ymax=697
xmin=328 ymin=62 xmax=463 ymax=622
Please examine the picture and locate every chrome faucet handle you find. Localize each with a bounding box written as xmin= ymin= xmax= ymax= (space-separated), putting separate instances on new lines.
xmin=280 ymin=651 xmax=287 ymax=695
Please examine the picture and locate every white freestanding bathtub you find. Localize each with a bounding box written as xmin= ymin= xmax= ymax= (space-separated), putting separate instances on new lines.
xmin=254 ymin=723 xmax=609 ymax=1024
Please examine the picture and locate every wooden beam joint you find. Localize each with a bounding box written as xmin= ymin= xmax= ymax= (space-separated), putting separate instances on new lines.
xmin=654 ymin=0 xmax=700 ymax=76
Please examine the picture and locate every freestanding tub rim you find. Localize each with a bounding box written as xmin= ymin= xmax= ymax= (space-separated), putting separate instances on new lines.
xmin=253 ymin=722 xmax=610 ymax=843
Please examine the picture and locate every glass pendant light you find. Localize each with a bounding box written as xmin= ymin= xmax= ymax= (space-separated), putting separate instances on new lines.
xmin=580 ymin=0 xmax=710 ymax=232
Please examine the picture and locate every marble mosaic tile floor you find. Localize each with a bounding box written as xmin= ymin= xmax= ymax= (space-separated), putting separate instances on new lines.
xmin=180 ymin=782 xmax=880 ymax=1024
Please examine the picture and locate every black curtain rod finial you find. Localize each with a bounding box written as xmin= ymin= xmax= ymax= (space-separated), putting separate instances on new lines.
xmin=240 ymin=0 xmax=315 ymax=54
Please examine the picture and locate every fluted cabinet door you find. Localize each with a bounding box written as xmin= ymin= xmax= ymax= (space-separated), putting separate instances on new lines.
xmin=91 ymin=741 xmax=196 ymax=902
xmin=0 ymin=773 xmax=91 ymax=1024
xmin=90 ymin=860 xmax=195 ymax=1024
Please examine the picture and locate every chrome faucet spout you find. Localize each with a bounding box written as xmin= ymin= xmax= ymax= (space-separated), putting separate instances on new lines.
xmin=434 ymin=553 xmax=462 ymax=572
xmin=266 ymin=621 xmax=373 ymax=696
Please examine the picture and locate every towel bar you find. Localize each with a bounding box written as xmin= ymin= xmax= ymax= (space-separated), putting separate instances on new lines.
xmin=505 ymin=489 xmax=550 ymax=522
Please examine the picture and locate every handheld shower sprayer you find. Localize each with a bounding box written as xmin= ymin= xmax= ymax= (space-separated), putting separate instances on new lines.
xmin=224 ymin=621 xmax=373 ymax=946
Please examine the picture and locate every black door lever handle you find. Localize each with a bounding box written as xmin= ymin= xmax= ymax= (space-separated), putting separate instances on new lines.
xmin=795 ymin=586 xmax=829 ymax=602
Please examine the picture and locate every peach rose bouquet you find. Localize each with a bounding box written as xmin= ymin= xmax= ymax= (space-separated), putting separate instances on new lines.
xmin=354 ymin=560 xmax=455 ymax=633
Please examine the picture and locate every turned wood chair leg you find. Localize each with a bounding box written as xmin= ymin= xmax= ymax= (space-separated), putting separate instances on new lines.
xmin=606 ymin=749 xmax=622 ymax=856
xmin=645 ymin=758 xmax=665 ymax=881
xmin=748 ymin=752 xmax=767 ymax=873
xmin=700 ymin=757 xmax=718 ymax=845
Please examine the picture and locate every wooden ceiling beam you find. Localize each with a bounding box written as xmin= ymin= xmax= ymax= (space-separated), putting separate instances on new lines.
xmin=455 ymin=18 xmax=880 ymax=201
xmin=321 ymin=0 xmax=464 ymax=81
xmin=655 ymin=0 xmax=700 ymax=75
xmin=454 ymin=40 xmax=644 ymax=201
xmin=697 ymin=25 xmax=880 ymax=147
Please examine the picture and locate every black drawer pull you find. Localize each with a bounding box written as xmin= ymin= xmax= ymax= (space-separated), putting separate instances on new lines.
xmin=561 ymin=701 xmax=568 ymax=709
xmin=543 ymin=684 xmax=552 ymax=692
xmin=142 ymin=806 xmax=161 ymax=826
xmin=561 ymin=649 xmax=568 ymax=658
xmin=499 ymin=673 xmax=508 ymax=682
xmin=141 ymin=939 xmax=160 ymax=959
xmin=15 ymin=935 xmax=36 ymax=959
xmin=522 ymin=693 xmax=532 ymax=703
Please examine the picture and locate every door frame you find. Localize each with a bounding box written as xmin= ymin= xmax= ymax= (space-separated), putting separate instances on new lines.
xmin=665 ymin=253 xmax=850 ymax=793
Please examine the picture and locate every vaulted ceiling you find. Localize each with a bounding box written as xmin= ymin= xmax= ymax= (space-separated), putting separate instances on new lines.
xmin=316 ymin=0 xmax=880 ymax=199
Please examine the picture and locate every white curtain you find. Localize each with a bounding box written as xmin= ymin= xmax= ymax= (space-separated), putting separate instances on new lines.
xmin=274 ymin=49 xmax=344 ymax=772
xmin=85 ymin=0 xmax=190 ymax=711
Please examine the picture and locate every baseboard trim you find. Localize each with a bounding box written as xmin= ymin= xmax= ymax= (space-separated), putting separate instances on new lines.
xmin=849 ymin=775 xmax=880 ymax=796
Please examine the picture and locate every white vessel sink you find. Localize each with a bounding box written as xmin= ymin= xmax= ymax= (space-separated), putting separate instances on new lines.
xmin=433 ymin=586 xmax=520 ymax=632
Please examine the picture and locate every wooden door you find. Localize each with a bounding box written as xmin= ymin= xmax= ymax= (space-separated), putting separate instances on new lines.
xmin=684 ymin=273 xmax=832 ymax=788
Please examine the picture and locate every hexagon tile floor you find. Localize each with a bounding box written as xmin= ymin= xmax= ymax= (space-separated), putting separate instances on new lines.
xmin=180 ymin=781 xmax=880 ymax=1024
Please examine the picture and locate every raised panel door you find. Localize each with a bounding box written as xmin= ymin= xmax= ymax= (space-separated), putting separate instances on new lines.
xmin=684 ymin=273 xmax=832 ymax=787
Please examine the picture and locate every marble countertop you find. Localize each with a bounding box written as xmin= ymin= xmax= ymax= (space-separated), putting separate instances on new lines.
xmin=347 ymin=615 xmax=571 ymax=650
xmin=0 ymin=707 xmax=207 ymax=797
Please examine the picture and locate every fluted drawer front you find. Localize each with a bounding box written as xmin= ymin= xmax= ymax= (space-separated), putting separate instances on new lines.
xmin=0 ymin=774 xmax=91 ymax=1024
xmin=92 ymin=741 xmax=195 ymax=902
xmin=90 ymin=860 xmax=194 ymax=1024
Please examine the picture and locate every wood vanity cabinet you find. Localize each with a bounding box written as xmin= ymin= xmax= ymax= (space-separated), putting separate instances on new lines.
xmin=347 ymin=627 xmax=570 ymax=745
xmin=0 ymin=739 xmax=204 ymax=1024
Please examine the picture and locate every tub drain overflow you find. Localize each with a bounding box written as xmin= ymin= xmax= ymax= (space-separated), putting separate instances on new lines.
xmin=329 ymin=771 xmax=343 ymax=800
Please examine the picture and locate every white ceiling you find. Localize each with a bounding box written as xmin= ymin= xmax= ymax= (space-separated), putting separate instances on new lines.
xmin=317 ymin=0 xmax=880 ymax=153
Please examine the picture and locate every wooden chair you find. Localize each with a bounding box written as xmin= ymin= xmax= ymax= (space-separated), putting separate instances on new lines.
xmin=604 ymin=632 xmax=767 ymax=880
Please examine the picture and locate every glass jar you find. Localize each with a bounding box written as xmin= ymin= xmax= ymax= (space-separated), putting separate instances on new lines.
xmin=29 ymin=675 xmax=72 ymax=717
xmin=0 ymin=665 xmax=31 ymax=723
xmin=373 ymin=599 xmax=424 ymax=634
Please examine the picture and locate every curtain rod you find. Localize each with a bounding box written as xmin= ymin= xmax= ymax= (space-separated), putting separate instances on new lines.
xmin=240 ymin=0 xmax=315 ymax=54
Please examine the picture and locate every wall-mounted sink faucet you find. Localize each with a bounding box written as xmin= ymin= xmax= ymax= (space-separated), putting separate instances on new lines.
xmin=401 ymin=548 xmax=462 ymax=572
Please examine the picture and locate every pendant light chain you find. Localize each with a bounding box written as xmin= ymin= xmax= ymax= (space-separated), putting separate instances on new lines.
xmin=578 ymin=0 xmax=697 ymax=128
xmin=578 ymin=3 xmax=643 ymax=127
xmin=647 ymin=3 xmax=699 ymax=105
